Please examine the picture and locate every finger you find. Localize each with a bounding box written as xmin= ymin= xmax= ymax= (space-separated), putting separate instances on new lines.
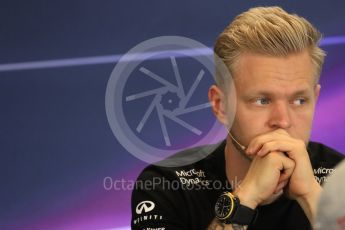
xmin=279 ymin=170 xmax=291 ymax=183
xmin=256 ymin=140 xmax=294 ymax=157
xmin=274 ymin=180 xmax=288 ymax=194
xmin=274 ymin=189 xmax=282 ymax=195
xmin=246 ymin=129 xmax=290 ymax=155
xmin=278 ymin=139 xmax=307 ymax=162
xmin=278 ymin=153 xmax=295 ymax=181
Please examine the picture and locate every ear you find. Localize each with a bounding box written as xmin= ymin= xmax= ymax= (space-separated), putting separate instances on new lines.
xmin=314 ymin=84 xmax=321 ymax=101
xmin=208 ymin=85 xmax=228 ymax=125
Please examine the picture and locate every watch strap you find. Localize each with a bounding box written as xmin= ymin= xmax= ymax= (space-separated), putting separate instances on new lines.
xmin=229 ymin=202 xmax=258 ymax=225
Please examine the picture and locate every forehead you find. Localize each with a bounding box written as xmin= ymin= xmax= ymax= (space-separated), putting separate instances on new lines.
xmin=233 ymin=50 xmax=316 ymax=93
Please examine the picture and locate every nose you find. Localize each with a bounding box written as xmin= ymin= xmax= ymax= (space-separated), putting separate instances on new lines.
xmin=267 ymin=101 xmax=291 ymax=129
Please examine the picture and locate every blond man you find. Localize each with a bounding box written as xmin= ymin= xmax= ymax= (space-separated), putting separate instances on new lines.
xmin=131 ymin=6 xmax=344 ymax=230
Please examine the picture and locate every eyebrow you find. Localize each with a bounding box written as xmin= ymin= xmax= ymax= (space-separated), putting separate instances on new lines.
xmin=244 ymin=88 xmax=312 ymax=98
xmin=291 ymin=89 xmax=312 ymax=96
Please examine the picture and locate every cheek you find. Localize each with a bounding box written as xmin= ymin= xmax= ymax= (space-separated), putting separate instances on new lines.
xmin=233 ymin=105 xmax=267 ymax=132
xmin=293 ymin=108 xmax=315 ymax=126
xmin=290 ymin=110 xmax=315 ymax=139
xmin=236 ymin=103 xmax=269 ymax=125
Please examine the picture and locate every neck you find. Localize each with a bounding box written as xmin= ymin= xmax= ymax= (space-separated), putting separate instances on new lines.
xmin=224 ymin=135 xmax=251 ymax=191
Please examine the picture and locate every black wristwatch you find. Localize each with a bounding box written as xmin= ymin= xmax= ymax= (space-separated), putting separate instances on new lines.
xmin=214 ymin=192 xmax=258 ymax=225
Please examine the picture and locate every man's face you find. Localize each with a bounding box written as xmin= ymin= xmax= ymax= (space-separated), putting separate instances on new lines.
xmin=227 ymin=50 xmax=320 ymax=147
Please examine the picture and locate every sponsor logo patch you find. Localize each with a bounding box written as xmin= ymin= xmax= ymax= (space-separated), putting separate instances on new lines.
xmin=136 ymin=201 xmax=155 ymax=214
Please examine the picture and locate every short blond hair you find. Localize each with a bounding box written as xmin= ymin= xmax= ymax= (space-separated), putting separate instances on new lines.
xmin=214 ymin=6 xmax=325 ymax=87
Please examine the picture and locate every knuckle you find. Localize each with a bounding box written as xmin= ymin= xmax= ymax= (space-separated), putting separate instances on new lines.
xmin=269 ymin=141 xmax=277 ymax=148
xmin=287 ymin=158 xmax=296 ymax=167
xmin=266 ymin=152 xmax=279 ymax=163
xmin=263 ymin=141 xmax=272 ymax=148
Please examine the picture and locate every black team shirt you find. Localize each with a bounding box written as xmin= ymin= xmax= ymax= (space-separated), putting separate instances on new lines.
xmin=131 ymin=141 xmax=344 ymax=230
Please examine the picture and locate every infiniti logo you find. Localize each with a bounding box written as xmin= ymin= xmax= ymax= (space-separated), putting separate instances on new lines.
xmin=136 ymin=201 xmax=155 ymax=214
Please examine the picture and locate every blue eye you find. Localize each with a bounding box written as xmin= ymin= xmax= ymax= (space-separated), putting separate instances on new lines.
xmin=254 ymin=98 xmax=270 ymax=105
xmin=293 ymin=98 xmax=306 ymax=106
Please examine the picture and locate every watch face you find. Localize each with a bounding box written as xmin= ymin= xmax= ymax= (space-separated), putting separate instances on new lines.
xmin=215 ymin=193 xmax=235 ymax=220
